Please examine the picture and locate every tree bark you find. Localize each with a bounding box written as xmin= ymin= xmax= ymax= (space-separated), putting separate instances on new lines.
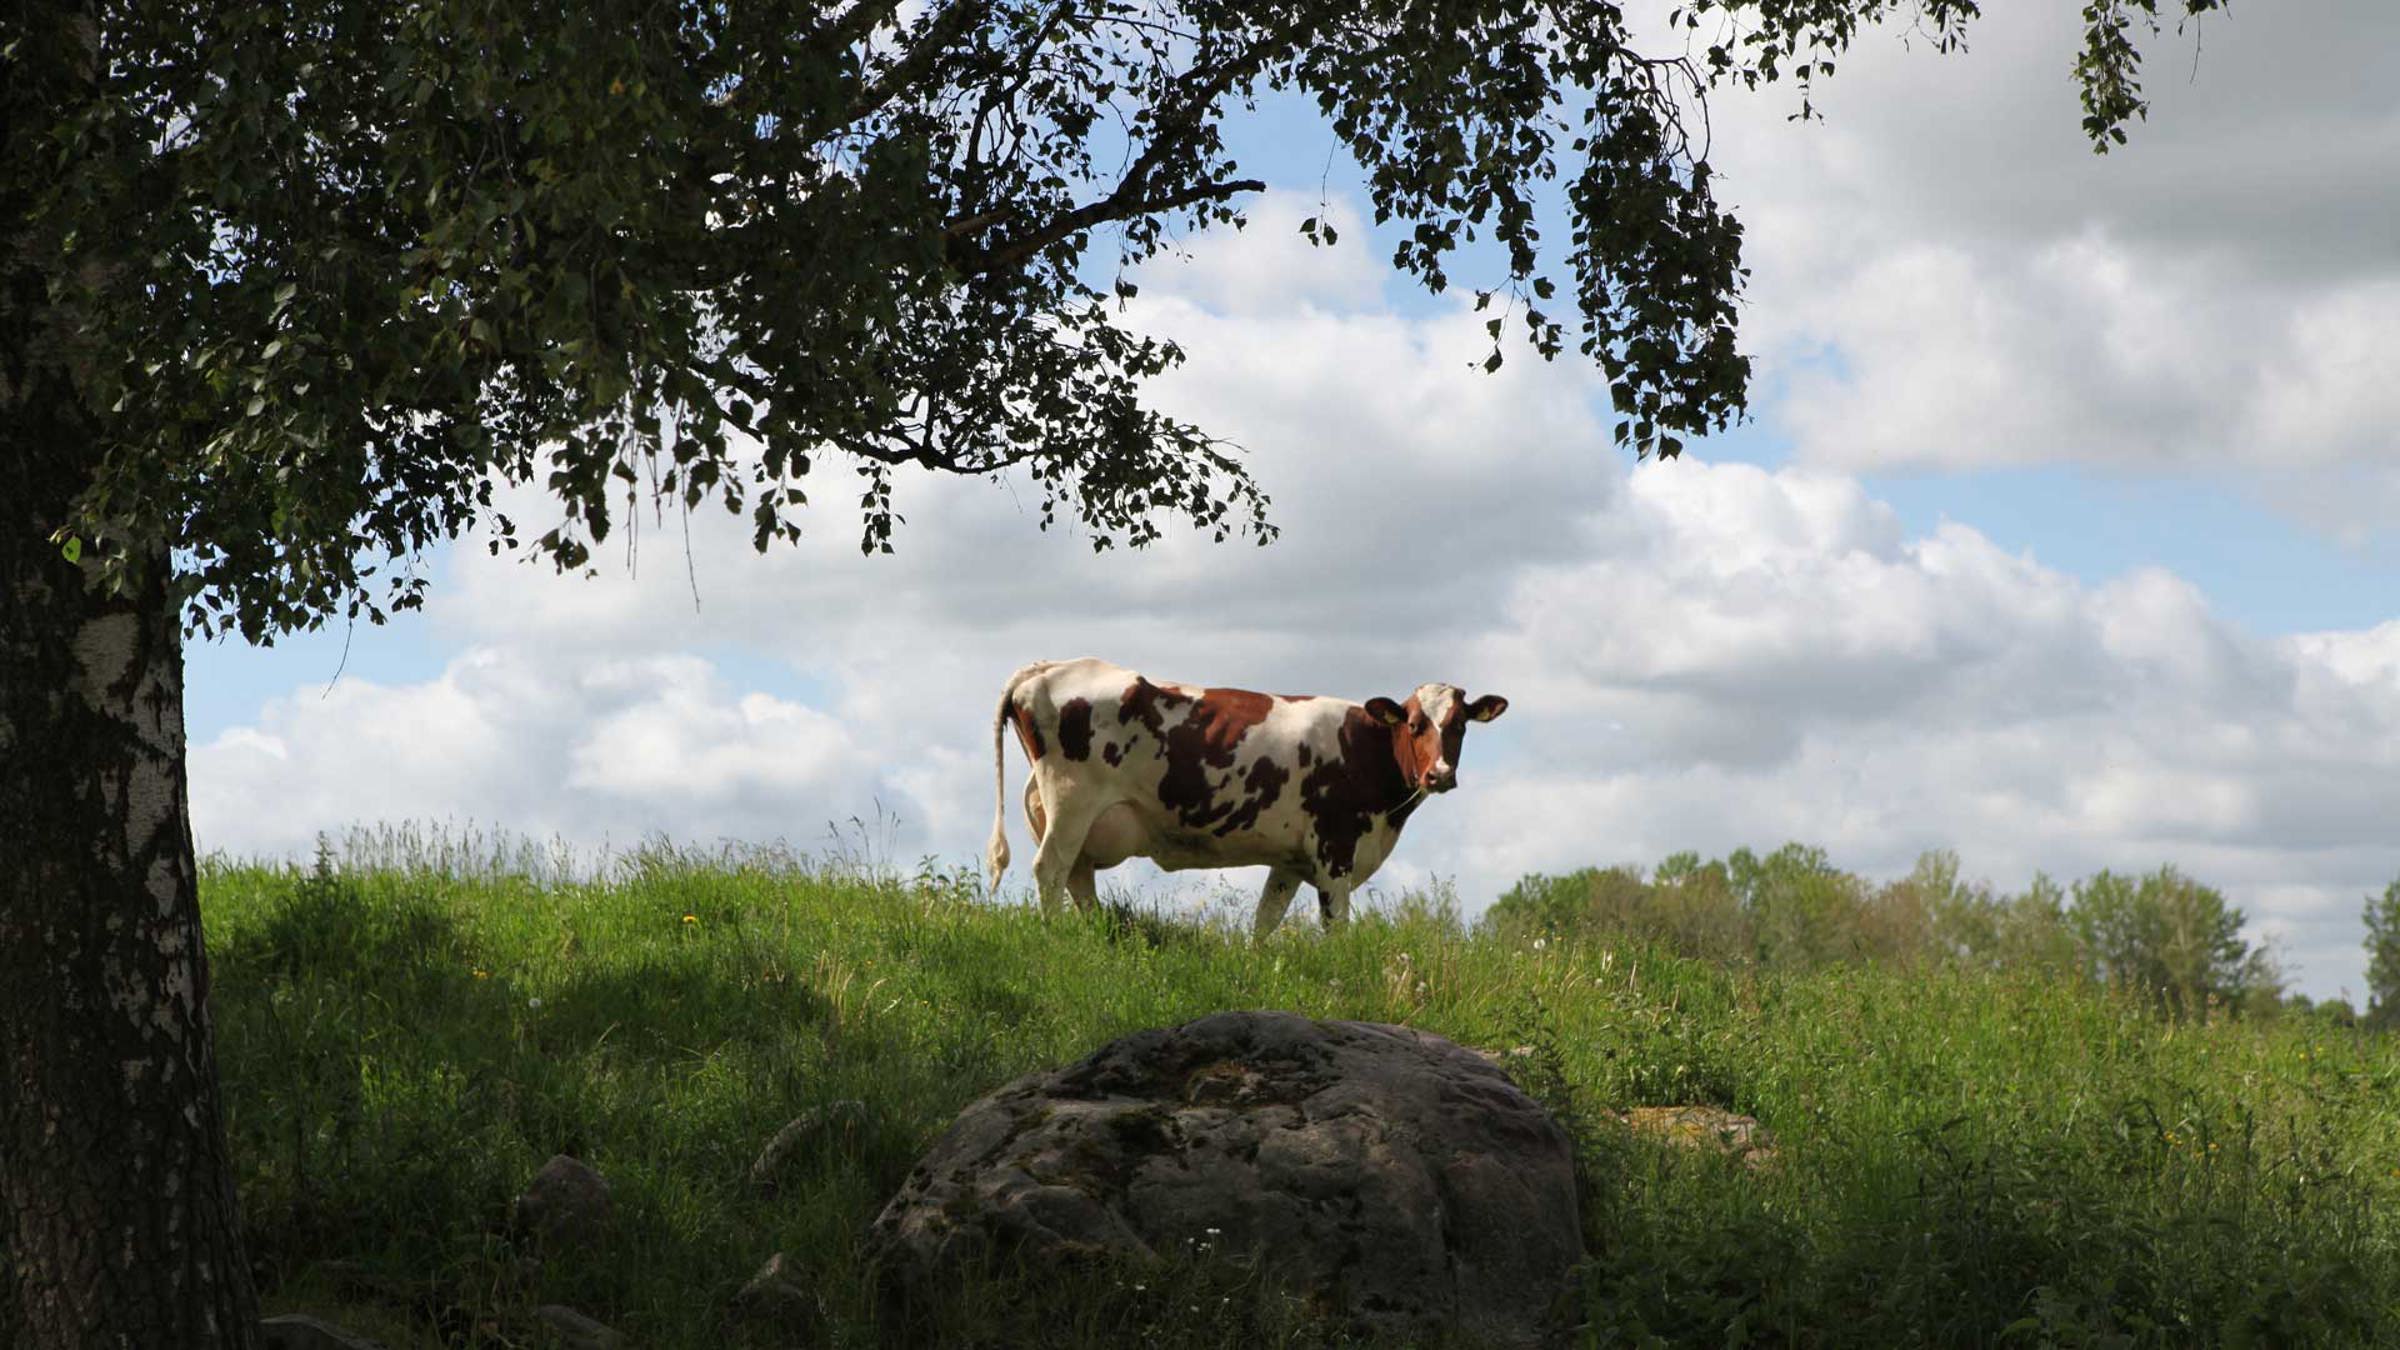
xmin=0 ymin=386 xmax=262 ymax=1350
xmin=2 ymin=18 xmax=263 ymax=1340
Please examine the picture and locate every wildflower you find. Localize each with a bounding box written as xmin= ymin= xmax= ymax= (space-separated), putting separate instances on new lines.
xmin=528 ymin=996 xmax=543 ymax=1010
xmin=1532 ymin=938 xmax=1546 ymax=951
xmin=682 ymin=913 xmax=698 ymax=925
xmin=473 ymin=967 xmax=489 ymax=980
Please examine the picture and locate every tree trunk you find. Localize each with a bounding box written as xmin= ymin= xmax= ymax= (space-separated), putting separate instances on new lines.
xmin=1 ymin=144 xmax=263 ymax=1350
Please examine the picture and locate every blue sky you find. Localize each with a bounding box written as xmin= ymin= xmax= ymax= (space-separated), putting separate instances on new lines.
xmin=186 ymin=3 xmax=2400 ymax=1001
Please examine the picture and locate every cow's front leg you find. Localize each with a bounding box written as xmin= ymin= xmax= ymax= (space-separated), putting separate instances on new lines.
xmin=1251 ymin=869 xmax=1304 ymax=941
xmin=1316 ymin=883 xmax=1354 ymax=931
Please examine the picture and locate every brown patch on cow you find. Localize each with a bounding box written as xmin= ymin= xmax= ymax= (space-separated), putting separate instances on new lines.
xmin=1009 ymin=703 xmax=1046 ymax=761
xmin=1299 ymin=706 xmax=1417 ymax=878
xmin=1102 ymin=741 xmax=1124 ymax=767
xmin=1156 ymin=687 xmax=1276 ymax=831
xmin=1294 ymin=743 xmax=1313 ymax=768
xmin=1212 ymin=755 xmax=1290 ymax=837
xmin=1115 ymin=677 xmax=1193 ymax=740
xmin=1275 ymin=693 xmax=1317 ymax=703
xmin=1387 ymin=693 xmax=1441 ymax=787
xmin=1435 ymin=700 xmax=1471 ymax=772
xmin=1058 ymin=698 xmax=1095 ymax=761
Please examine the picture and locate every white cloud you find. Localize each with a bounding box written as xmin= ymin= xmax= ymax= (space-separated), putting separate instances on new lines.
xmin=1137 ymin=191 xmax=1386 ymax=316
xmin=1713 ymin=1 xmax=2400 ymax=526
xmin=193 ymin=649 xmax=889 ymax=860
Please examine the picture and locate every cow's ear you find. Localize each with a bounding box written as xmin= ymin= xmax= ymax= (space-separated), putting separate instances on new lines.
xmin=1365 ymin=697 xmax=1407 ymax=727
xmin=1467 ymin=694 xmax=1509 ymax=723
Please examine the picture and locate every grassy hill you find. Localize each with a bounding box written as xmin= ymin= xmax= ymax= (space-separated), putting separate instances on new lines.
xmin=204 ymin=836 xmax=2400 ymax=1347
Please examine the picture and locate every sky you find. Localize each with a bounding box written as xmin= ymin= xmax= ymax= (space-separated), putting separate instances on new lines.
xmin=185 ymin=3 xmax=2400 ymax=1001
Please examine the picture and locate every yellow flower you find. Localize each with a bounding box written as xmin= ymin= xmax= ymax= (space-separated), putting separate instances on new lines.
xmin=682 ymin=913 xmax=698 ymax=925
xmin=473 ymin=967 xmax=489 ymax=979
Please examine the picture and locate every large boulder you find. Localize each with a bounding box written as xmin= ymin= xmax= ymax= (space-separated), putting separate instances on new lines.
xmin=866 ymin=1010 xmax=1583 ymax=1347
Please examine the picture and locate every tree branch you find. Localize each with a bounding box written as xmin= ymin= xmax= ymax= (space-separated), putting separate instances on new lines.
xmin=806 ymin=0 xmax=905 ymax=67
xmin=953 ymin=177 xmax=1264 ymax=275
xmin=844 ymin=0 xmax=992 ymax=130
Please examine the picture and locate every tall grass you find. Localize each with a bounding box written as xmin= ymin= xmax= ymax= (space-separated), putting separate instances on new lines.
xmin=202 ymin=835 xmax=2400 ymax=1347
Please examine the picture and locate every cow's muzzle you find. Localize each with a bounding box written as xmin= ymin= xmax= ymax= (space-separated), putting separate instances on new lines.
xmin=1426 ymin=767 xmax=1458 ymax=793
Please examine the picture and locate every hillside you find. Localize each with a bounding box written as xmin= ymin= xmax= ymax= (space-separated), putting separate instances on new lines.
xmin=203 ymin=838 xmax=2400 ymax=1347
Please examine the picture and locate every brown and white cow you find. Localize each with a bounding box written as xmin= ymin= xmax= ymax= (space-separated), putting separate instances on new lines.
xmin=985 ymin=658 xmax=1508 ymax=938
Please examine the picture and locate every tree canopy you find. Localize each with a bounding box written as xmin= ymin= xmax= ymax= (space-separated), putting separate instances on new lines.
xmin=13 ymin=0 xmax=2220 ymax=645
xmin=2365 ymin=880 xmax=2400 ymax=1028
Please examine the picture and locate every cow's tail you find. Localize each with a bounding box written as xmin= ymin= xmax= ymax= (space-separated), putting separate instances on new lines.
xmin=987 ymin=662 xmax=1049 ymax=894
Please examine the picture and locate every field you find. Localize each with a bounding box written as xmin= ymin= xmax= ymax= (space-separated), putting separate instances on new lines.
xmin=205 ymin=834 xmax=2400 ymax=1348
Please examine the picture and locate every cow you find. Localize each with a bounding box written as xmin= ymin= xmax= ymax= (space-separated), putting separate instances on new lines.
xmin=984 ymin=658 xmax=1508 ymax=938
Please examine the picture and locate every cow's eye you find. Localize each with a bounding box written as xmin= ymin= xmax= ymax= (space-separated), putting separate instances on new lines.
xmin=1410 ymin=715 xmax=1428 ymax=731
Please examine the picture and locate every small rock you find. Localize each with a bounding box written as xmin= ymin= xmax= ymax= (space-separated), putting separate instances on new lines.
xmin=258 ymin=1313 xmax=387 ymax=1350
xmin=533 ymin=1304 xmax=625 ymax=1349
xmin=515 ymin=1154 xmax=613 ymax=1252
xmin=733 ymin=1251 xmax=814 ymax=1322
xmin=1610 ymin=1104 xmax=1777 ymax=1169
xmin=749 ymin=1100 xmax=868 ymax=1192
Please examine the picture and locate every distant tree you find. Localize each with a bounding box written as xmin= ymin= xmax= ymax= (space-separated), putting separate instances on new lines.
xmin=1645 ymin=853 xmax=1750 ymax=965
xmin=2068 ymin=867 xmax=2278 ymax=1019
xmin=1732 ymin=842 xmax=1865 ymax=971
xmin=1992 ymin=872 xmax=2083 ymax=978
xmin=2 ymin=0 xmax=2230 ymax=1340
xmin=1877 ymin=849 xmax=1975 ymax=969
xmin=2364 ymin=880 xmax=2400 ymax=1029
xmin=2306 ymin=995 xmax=2359 ymax=1030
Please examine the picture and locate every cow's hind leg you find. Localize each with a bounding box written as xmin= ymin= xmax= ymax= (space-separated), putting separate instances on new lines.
xmin=1252 ymin=869 xmax=1305 ymax=941
xmin=1028 ymin=781 xmax=1111 ymax=916
xmin=1022 ymin=776 xmax=1099 ymax=913
xmin=1316 ymin=882 xmax=1354 ymax=932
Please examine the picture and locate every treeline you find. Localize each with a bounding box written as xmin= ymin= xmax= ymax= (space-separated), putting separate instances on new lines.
xmin=1487 ymin=846 xmax=2398 ymax=1027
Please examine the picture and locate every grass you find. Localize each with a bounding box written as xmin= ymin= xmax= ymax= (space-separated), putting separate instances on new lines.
xmin=203 ymin=834 xmax=2400 ymax=1348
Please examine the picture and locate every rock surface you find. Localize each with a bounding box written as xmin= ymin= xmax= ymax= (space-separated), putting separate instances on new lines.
xmin=750 ymin=1099 xmax=869 ymax=1192
xmin=514 ymin=1153 xmax=613 ymax=1253
xmin=734 ymin=1250 xmax=816 ymax=1323
xmin=1610 ymin=1105 xmax=1777 ymax=1169
xmin=259 ymin=1313 xmax=388 ymax=1350
xmin=533 ymin=1303 xmax=625 ymax=1349
xmin=866 ymin=1010 xmax=1582 ymax=1347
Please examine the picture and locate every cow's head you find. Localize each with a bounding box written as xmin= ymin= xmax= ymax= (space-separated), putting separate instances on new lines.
xmin=1365 ymin=684 xmax=1508 ymax=794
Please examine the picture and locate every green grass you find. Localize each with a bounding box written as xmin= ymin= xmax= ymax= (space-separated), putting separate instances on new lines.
xmin=204 ymin=837 xmax=2400 ymax=1348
